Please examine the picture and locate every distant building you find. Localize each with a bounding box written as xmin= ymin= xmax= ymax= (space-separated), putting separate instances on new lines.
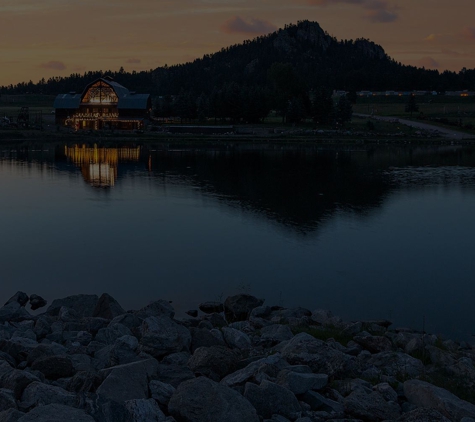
xmin=54 ymin=77 xmax=151 ymax=130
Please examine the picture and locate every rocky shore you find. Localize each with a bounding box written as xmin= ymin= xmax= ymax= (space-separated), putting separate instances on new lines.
xmin=0 ymin=291 xmax=475 ymax=422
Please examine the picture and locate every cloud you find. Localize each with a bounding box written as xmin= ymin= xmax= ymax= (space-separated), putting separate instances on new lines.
xmin=424 ymin=34 xmax=437 ymax=42
xmin=299 ymin=0 xmax=398 ymax=23
xmin=417 ymin=56 xmax=440 ymax=69
xmin=460 ymin=26 xmax=475 ymax=41
xmin=362 ymin=0 xmax=398 ymax=23
xmin=126 ymin=58 xmax=141 ymax=64
xmin=39 ymin=60 xmax=66 ymax=70
xmin=220 ymin=16 xmax=277 ymax=35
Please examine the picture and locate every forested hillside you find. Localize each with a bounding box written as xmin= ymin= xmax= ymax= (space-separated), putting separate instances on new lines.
xmin=2 ymin=20 xmax=474 ymax=123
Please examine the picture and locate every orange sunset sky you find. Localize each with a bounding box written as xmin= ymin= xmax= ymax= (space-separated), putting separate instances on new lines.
xmin=1 ymin=0 xmax=474 ymax=86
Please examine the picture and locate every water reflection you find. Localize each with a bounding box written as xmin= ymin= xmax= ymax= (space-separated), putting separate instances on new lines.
xmin=64 ymin=145 xmax=141 ymax=188
xmin=1 ymin=142 xmax=475 ymax=339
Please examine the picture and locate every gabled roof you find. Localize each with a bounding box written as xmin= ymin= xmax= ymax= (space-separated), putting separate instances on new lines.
xmin=53 ymin=93 xmax=81 ymax=109
xmin=118 ymin=94 xmax=150 ymax=110
xmin=54 ymin=78 xmax=150 ymax=110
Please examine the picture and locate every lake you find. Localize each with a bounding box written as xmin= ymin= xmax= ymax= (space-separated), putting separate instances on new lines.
xmin=1 ymin=141 xmax=475 ymax=341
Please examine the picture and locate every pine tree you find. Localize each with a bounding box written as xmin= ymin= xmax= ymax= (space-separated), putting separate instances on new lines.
xmin=405 ymin=94 xmax=419 ymax=117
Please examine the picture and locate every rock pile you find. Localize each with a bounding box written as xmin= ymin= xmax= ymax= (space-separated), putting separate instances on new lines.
xmin=0 ymin=291 xmax=474 ymax=421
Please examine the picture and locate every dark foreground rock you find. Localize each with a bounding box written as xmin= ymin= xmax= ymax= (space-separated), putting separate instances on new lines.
xmin=0 ymin=291 xmax=474 ymax=422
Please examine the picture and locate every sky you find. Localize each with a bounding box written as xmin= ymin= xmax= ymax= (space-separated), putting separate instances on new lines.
xmin=0 ymin=0 xmax=474 ymax=86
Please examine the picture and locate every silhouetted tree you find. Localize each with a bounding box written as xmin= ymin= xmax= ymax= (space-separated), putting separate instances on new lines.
xmin=335 ymin=95 xmax=353 ymax=125
xmin=312 ymin=88 xmax=334 ymax=125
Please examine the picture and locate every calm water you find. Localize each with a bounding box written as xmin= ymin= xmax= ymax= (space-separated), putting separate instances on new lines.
xmin=1 ymin=142 xmax=475 ymax=340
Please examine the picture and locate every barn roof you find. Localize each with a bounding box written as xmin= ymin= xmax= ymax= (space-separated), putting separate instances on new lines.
xmin=54 ymin=78 xmax=150 ymax=110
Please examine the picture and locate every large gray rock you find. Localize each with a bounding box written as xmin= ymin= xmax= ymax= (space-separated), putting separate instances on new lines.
xmin=96 ymin=358 xmax=158 ymax=402
xmin=155 ymin=364 xmax=195 ymax=388
xmin=222 ymin=327 xmax=251 ymax=350
xmin=125 ymin=398 xmax=167 ymax=421
xmin=26 ymin=343 xmax=67 ymax=366
xmin=189 ymin=328 xmax=225 ymax=352
xmin=149 ymin=380 xmax=175 ymax=406
xmin=139 ymin=316 xmax=191 ymax=359
xmin=301 ymin=390 xmax=344 ymax=413
xmin=0 ymin=408 xmax=25 ymax=422
xmin=169 ymin=377 xmax=259 ymax=422
xmin=344 ymin=387 xmax=400 ymax=421
xmin=221 ymin=354 xmax=289 ymax=388
xmin=0 ymin=338 xmax=38 ymax=363
xmin=0 ymin=304 xmax=30 ymax=324
xmin=92 ymin=293 xmax=126 ymax=320
xmin=404 ymin=379 xmax=475 ymax=421
xmin=4 ymin=293 xmax=29 ymax=308
xmin=280 ymin=333 xmax=353 ymax=378
xmin=396 ymin=407 xmax=451 ymax=421
xmin=17 ymin=404 xmax=94 ymax=422
xmin=95 ymin=324 xmax=132 ymax=345
xmin=260 ymin=324 xmax=294 ymax=346
xmin=199 ymin=302 xmax=224 ymax=314
xmin=276 ymin=370 xmax=328 ymax=395
xmin=353 ymin=335 xmax=393 ymax=354
xmin=30 ymin=356 xmax=74 ymax=380
xmin=0 ymin=389 xmax=16 ymax=412
xmin=363 ymin=351 xmax=424 ymax=378
xmin=135 ymin=300 xmax=175 ymax=320
xmin=20 ymin=382 xmax=76 ymax=408
xmin=224 ymin=294 xmax=264 ymax=323
xmin=28 ymin=295 xmax=47 ymax=311
xmin=244 ymin=380 xmax=301 ymax=420
xmin=46 ymin=295 xmax=99 ymax=318
xmin=0 ymin=362 xmax=40 ymax=400
xmin=188 ymin=346 xmax=237 ymax=381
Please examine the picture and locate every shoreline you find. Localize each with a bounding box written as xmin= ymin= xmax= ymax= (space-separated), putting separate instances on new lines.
xmin=1 ymin=291 xmax=475 ymax=421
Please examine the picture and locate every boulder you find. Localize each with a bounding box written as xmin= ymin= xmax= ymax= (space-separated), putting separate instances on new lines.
xmin=0 ymin=364 xmax=40 ymax=400
xmin=244 ymin=380 xmax=301 ymax=420
xmin=4 ymin=293 xmax=29 ymax=308
xmin=300 ymin=390 xmax=344 ymax=413
xmin=363 ymin=351 xmax=424 ymax=378
xmin=0 ymin=304 xmax=30 ymax=324
xmin=396 ymin=407 xmax=451 ymax=421
xmin=155 ymin=364 xmax=195 ymax=388
xmin=0 ymin=389 xmax=16 ymax=412
xmin=135 ymin=300 xmax=175 ymax=320
xmin=280 ymin=333 xmax=353 ymax=378
xmin=16 ymin=403 xmax=94 ymax=422
xmin=404 ymin=379 xmax=475 ymax=421
xmin=353 ymin=335 xmax=393 ymax=354
xmin=26 ymin=343 xmax=67 ymax=366
xmin=168 ymin=377 xmax=259 ymax=422
xmin=276 ymin=370 xmax=328 ymax=395
xmin=67 ymin=370 xmax=102 ymax=393
xmin=139 ymin=316 xmax=191 ymax=359
xmin=199 ymin=302 xmax=224 ymax=314
xmin=222 ymin=327 xmax=251 ymax=350
xmin=30 ymin=356 xmax=74 ymax=380
xmin=46 ymin=295 xmax=99 ymax=318
xmin=125 ymin=398 xmax=167 ymax=421
xmin=189 ymin=328 xmax=225 ymax=352
xmin=92 ymin=294 xmax=126 ymax=320
xmin=149 ymin=381 xmax=175 ymax=406
xmin=259 ymin=324 xmax=294 ymax=346
xmin=95 ymin=324 xmax=132 ymax=345
xmin=96 ymin=359 xmax=158 ymax=402
xmin=188 ymin=346 xmax=237 ymax=381
xmin=0 ymin=409 xmax=25 ymax=422
xmin=20 ymin=382 xmax=76 ymax=409
xmin=224 ymin=294 xmax=264 ymax=323
xmin=221 ymin=354 xmax=289 ymax=388
xmin=344 ymin=388 xmax=401 ymax=421
xmin=28 ymin=295 xmax=47 ymax=311
xmin=0 ymin=338 xmax=38 ymax=362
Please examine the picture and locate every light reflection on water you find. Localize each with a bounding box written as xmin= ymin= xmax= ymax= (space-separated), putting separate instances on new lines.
xmin=0 ymin=143 xmax=475 ymax=340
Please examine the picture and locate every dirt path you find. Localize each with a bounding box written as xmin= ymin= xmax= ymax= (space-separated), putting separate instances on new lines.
xmin=354 ymin=113 xmax=474 ymax=140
